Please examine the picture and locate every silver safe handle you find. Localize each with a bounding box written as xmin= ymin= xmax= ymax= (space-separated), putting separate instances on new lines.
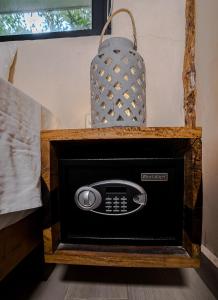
xmin=74 ymin=180 xmax=147 ymax=212
xmin=74 ymin=186 xmax=102 ymax=211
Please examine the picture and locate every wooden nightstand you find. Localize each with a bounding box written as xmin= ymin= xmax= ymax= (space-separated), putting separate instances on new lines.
xmin=41 ymin=127 xmax=202 ymax=268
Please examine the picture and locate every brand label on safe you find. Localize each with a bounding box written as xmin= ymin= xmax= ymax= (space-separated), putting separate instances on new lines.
xmin=141 ymin=173 xmax=169 ymax=182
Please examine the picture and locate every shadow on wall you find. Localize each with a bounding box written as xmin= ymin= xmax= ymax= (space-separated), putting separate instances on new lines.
xmin=196 ymin=254 xmax=218 ymax=300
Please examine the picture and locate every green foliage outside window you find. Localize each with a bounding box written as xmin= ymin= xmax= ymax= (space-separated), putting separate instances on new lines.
xmin=0 ymin=8 xmax=92 ymax=36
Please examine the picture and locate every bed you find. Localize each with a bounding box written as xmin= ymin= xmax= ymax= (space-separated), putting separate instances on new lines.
xmin=0 ymin=77 xmax=58 ymax=280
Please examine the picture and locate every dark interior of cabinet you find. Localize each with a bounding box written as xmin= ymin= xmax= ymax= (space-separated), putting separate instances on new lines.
xmin=52 ymin=138 xmax=190 ymax=159
xmin=48 ymin=139 xmax=190 ymax=248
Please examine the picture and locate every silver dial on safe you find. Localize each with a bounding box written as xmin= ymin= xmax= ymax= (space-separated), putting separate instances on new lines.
xmin=74 ymin=186 xmax=102 ymax=211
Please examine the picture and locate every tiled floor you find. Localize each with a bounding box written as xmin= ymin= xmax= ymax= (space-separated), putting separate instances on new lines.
xmin=0 ymin=252 xmax=217 ymax=300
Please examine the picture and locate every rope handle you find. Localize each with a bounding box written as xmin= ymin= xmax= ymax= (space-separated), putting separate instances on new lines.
xmin=99 ymin=8 xmax=137 ymax=50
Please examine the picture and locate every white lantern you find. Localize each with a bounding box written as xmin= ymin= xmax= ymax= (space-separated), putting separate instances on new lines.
xmin=90 ymin=8 xmax=146 ymax=128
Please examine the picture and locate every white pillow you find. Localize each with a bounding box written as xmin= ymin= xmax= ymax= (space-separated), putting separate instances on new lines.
xmin=0 ymin=43 xmax=17 ymax=80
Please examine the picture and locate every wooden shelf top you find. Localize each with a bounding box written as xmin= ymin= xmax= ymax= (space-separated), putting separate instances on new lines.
xmin=41 ymin=127 xmax=202 ymax=141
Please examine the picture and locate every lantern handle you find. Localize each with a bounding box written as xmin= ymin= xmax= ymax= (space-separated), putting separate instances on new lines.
xmin=99 ymin=8 xmax=137 ymax=50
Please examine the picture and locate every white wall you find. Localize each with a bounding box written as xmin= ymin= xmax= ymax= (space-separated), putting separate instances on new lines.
xmin=12 ymin=0 xmax=185 ymax=129
xmin=196 ymin=0 xmax=218 ymax=257
xmin=5 ymin=0 xmax=218 ymax=260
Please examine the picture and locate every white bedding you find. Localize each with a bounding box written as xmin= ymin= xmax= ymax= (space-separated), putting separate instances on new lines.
xmin=0 ymin=78 xmax=60 ymax=228
xmin=0 ymin=78 xmax=41 ymax=215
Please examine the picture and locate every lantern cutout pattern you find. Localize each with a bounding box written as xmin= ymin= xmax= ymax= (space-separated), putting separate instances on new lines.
xmin=91 ymin=8 xmax=146 ymax=128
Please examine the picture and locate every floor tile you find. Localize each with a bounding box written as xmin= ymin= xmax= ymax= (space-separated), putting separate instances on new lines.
xmin=64 ymin=266 xmax=128 ymax=300
xmin=127 ymin=268 xmax=217 ymax=300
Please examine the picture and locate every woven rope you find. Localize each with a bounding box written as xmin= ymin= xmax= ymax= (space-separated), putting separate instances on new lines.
xmin=99 ymin=8 xmax=137 ymax=50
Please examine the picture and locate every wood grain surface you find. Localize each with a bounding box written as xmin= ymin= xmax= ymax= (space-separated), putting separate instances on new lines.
xmin=183 ymin=0 xmax=196 ymax=128
xmin=41 ymin=127 xmax=201 ymax=141
xmin=45 ymin=249 xmax=200 ymax=268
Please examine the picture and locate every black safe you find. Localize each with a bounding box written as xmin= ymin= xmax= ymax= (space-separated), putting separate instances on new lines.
xmin=58 ymin=139 xmax=184 ymax=246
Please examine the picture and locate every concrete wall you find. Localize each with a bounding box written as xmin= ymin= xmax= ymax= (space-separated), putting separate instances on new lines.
xmin=11 ymin=0 xmax=185 ymax=129
xmin=196 ymin=0 xmax=218 ymax=258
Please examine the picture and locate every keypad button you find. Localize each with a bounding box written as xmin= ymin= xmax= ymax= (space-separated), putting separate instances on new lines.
xmin=121 ymin=201 xmax=127 ymax=205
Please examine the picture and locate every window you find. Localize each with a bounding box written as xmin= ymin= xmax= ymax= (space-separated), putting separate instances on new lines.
xmin=0 ymin=0 xmax=110 ymax=41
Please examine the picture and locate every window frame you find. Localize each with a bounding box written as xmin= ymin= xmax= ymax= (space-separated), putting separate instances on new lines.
xmin=0 ymin=0 xmax=111 ymax=42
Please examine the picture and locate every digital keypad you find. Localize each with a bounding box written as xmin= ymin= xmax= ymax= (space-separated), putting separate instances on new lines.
xmin=105 ymin=194 xmax=128 ymax=214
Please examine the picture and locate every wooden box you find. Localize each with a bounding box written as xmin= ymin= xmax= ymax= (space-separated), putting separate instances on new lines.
xmin=41 ymin=127 xmax=202 ymax=268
